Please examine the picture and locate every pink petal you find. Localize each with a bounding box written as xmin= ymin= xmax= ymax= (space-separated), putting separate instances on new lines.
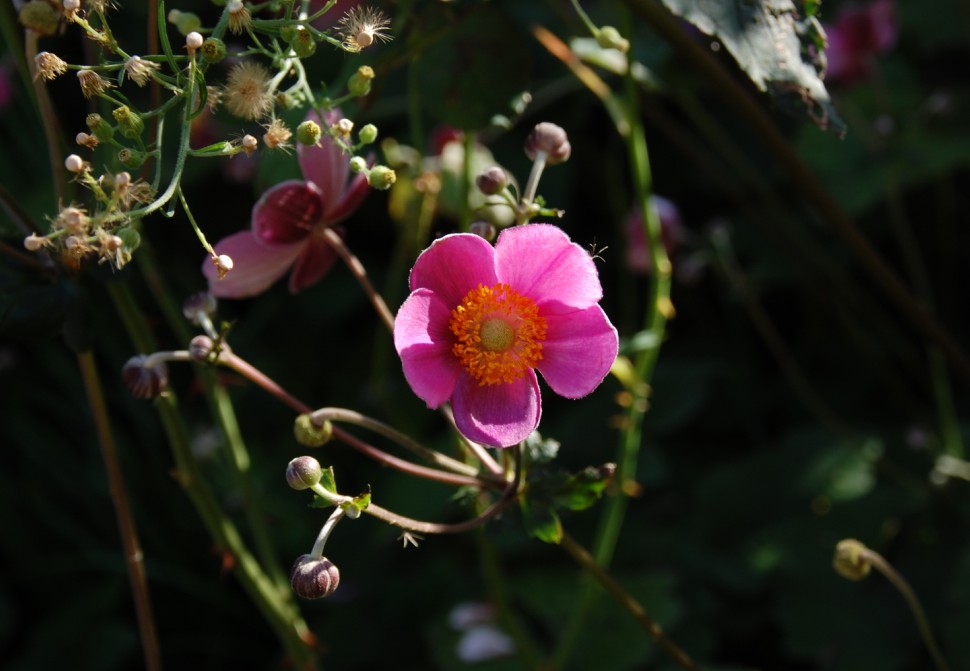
xmin=326 ymin=170 xmax=370 ymax=223
xmin=494 ymin=224 xmax=602 ymax=309
xmin=394 ymin=288 xmax=463 ymax=407
xmin=298 ymin=109 xmax=350 ymax=207
xmin=451 ymin=372 xmax=541 ymax=448
xmin=203 ymin=231 xmax=305 ymax=298
xmin=537 ymin=304 xmax=618 ymax=399
xmin=253 ymin=180 xmax=324 ymax=244
xmin=288 ymin=233 xmax=339 ymax=293
xmin=409 ymin=233 xmax=497 ymax=308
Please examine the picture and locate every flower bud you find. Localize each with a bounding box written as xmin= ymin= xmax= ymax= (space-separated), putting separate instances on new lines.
xmin=524 ymin=122 xmax=571 ymax=165
xmin=358 ymin=123 xmax=378 ymax=145
xmin=19 ymin=1 xmax=60 ymax=36
xmin=86 ymin=113 xmax=114 ymax=141
xmin=595 ymin=26 xmax=630 ymax=53
xmin=296 ymin=120 xmax=322 ymax=146
xmin=290 ymin=554 xmax=340 ymax=600
xmin=367 ymin=165 xmax=396 ymax=190
xmin=349 ymin=156 xmax=367 ymax=174
xmin=289 ymin=26 xmax=317 ymax=58
xmin=469 ymin=221 xmax=497 ymax=241
xmin=475 ymin=166 xmax=508 ymax=196
xmin=24 ymin=234 xmax=48 ymax=252
xmin=201 ymin=37 xmax=227 ymax=64
xmin=833 ymin=539 xmax=872 ymax=581
xmin=113 ymin=106 xmax=145 ymax=140
xmin=347 ymin=65 xmax=375 ymax=97
xmin=76 ymin=132 xmax=99 ymax=149
xmin=115 ymin=227 xmax=142 ymax=256
xmin=213 ymin=254 xmax=234 ymax=278
xmin=286 ymin=456 xmax=323 ymax=490
xmin=294 ymin=414 xmax=333 ymax=447
xmin=118 ymin=147 xmax=147 ymax=170
xmin=122 ymin=355 xmax=169 ymax=400
xmin=186 ymin=31 xmax=204 ymax=54
xmin=240 ymin=134 xmax=258 ymax=155
xmin=335 ymin=118 xmax=354 ymax=137
xmin=64 ymin=154 xmax=86 ymax=174
xmin=77 ymin=69 xmax=112 ymax=99
xmin=182 ymin=291 xmax=217 ymax=324
xmin=188 ymin=335 xmax=215 ymax=362
xmin=168 ymin=9 xmax=203 ymax=36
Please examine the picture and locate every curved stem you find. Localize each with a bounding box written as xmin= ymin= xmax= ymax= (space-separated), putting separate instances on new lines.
xmin=559 ymin=532 xmax=701 ymax=671
xmin=310 ymin=508 xmax=345 ymax=558
xmin=321 ymin=227 xmax=395 ymax=333
xmin=77 ymin=351 xmax=162 ymax=671
xmin=309 ymin=407 xmax=489 ymax=479
xmin=862 ymin=549 xmax=952 ymax=671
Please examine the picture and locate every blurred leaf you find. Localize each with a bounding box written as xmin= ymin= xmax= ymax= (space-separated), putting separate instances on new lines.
xmin=520 ymin=496 xmax=562 ymax=543
xmin=662 ymin=0 xmax=845 ymax=134
xmin=412 ymin=5 xmax=532 ymax=130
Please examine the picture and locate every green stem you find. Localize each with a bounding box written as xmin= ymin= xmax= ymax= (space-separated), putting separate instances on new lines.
xmin=559 ymin=533 xmax=701 ymax=671
xmin=107 ymin=282 xmax=317 ymax=669
xmin=77 ymin=350 xmax=162 ymax=671
xmin=25 ymin=30 xmax=68 ymax=205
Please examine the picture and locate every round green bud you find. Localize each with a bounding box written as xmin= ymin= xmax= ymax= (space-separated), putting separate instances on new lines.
xmin=286 ymin=456 xmax=323 ymax=490
xmin=347 ymin=65 xmax=375 ymax=97
xmin=19 ymin=0 xmax=59 ymax=36
xmin=86 ymin=113 xmax=114 ymax=142
xmin=833 ymin=539 xmax=872 ymax=581
xmin=118 ymin=147 xmax=147 ymax=169
xmin=112 ymin=106 xmax=145 ymax=140
xmin=115 ymin=227 xmax=142 ymax=255
xmin=367 ymin=165 xmax=396 ymax=191
xmin=289 ymin=26 xmax=317 ymax=59
xmin=358 ymin=123 xmax=378 ymax=146
xmin=349 ymin=156 xmax=367 ymax=174
xmin=595 ymin=26 xmax=630 ymax=53
xmin=168 ymin=9 xmax=202 ymax=35
xmin=280 ymin=25 xmax=297 ymax=44
xmin=201 ymin=37 xmax=227 ymax=64
xmin=296 ymin=120 xmax=322 ymax=146
xmin=294 ymin=414 xmax=333 ymax=447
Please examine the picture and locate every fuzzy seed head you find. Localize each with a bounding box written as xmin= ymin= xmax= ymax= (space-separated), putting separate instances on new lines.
xmin=34 ymin=51 xmax=68 ymax=80
xmin=227 ymin=0 xmax=252 ymax=35
xmin=262 ymin=118 xmax=293 ymax=151
xmin=224 ymin=61 xmax=273 ymax=120
xmin=77 ymin=69 xmax=113 ymax=98
xmin=125 ymin=56 xmax=161 ymax=87
xmin=337 ymin=6 xmax=392 ymax=53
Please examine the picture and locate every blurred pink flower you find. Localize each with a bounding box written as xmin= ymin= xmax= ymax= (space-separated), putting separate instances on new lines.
xmin=394 ymin=224 xmax=618 ymax=447
xmin=625 ymin=195 xmax=684 ymax=274
xmin=203 ymin=109 xmax=369 ymax=297
xmin=824 ymin=0 xmax=897 ymax=85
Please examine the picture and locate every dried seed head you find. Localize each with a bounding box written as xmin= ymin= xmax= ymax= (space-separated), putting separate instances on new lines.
xmin=290 ymin=555 xmax=340 ymax=599
xmin=77 ymin=69 xmax=113 ymax=98
xmin=337 ymin=6 xmax=392 ymax=53
xmin=224 ymin=61 xmax=273 ymax=121
xmin=124 ymin=56 xmax=161 ymax=87
xmin=76 ymin=132 xmax=99 ymax=149
xmin=524 ymin=122 xmax=571 ymax=165
xmin=262 ymin=118 xmax=293 ymax=151
xmin=227 ymin=0 xmax=252 ymax=36
xmin=34 ymin=51 xmax=68 ymax=80
xmin=55 ymin=205 xmax=90 ymax=234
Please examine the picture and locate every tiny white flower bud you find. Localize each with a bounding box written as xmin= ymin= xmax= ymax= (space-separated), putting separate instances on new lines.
xmin=186 ymin=31 xmax=204 ymax=52
xmin=214 ymin=254 xmax=234 ymax=278
xmin=24 ymin=234 xmax=47 ymax=252
xmin=65 ymin=154 xmax=86 ymax=173
xmin=335 ymin=118 xmax=354 ymax=136
xmin=241 ymin=134 xmax=258 ymax=155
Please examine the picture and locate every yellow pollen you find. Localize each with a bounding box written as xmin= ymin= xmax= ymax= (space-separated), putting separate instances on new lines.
xmin=449 ymin=283 xmax=547 ymax=386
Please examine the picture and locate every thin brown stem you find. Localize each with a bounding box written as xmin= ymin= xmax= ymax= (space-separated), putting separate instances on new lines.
xmin=77 ymin=351 xmax=162 ymax=671
xmin=862 ymin=549 xmax=952 ymax=671
xmin=559 ymin=532 xmax=701 ymax=671
xmin=321 ymin=227 xmax=396 ymax=333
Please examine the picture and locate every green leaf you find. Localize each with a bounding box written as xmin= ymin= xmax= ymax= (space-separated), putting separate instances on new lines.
xmin=520 ymin=497 xmax=562 ymax=544
xmin=340 ymin=486 xmax=371 ymax=519
xmin=661 ymin=0 xmax=845 ymax=134
xmin=319 ymin=465 xmax=337 ymax=495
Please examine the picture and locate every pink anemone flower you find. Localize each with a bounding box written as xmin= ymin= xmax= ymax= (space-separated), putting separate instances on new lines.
xmin=203 ymin=110 xmax=370 ymax=297
xmin=394 ymin=224 xmax=619 ymax=447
